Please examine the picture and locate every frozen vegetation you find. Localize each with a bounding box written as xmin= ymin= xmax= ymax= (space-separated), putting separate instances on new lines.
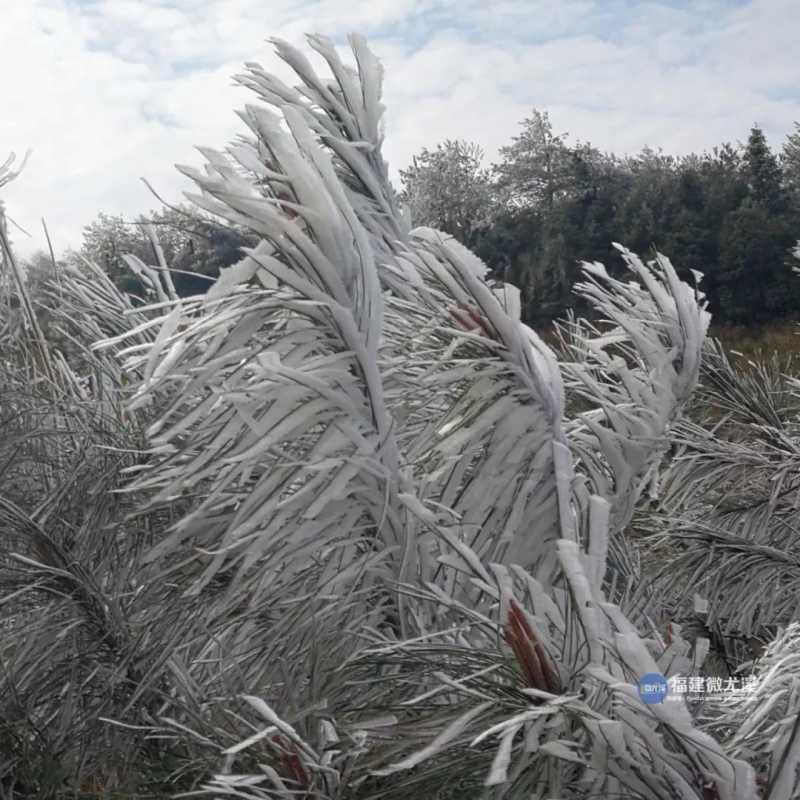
xmin=1 ymin=33 xmax=800 ymax=800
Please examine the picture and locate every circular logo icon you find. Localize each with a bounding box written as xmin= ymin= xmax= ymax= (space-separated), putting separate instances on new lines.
xmin=638 ymin=672 xmax=668 ymax=704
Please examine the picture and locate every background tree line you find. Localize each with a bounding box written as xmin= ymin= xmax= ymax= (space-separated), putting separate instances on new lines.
xmin=22 ymin=203 xmax=255 ymax=304
xmin=19 ymin=117 xmax=800 ymax=329
xmin=400 ymin=115 xmax=800 ymax=326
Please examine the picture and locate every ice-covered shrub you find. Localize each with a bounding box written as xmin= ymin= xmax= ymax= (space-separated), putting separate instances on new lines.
xmin=2 ymin=32 xmax=795 ymax=800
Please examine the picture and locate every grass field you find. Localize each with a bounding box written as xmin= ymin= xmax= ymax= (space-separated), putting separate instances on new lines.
xmin=711 ymin=319 xmax=800 ymax=363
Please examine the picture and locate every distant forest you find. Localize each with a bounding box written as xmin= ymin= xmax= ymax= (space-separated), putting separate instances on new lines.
xmin=399 ymin=114 xmax=800 ymax=326
xmin=25 ymin=114 xmax=800 ymax=329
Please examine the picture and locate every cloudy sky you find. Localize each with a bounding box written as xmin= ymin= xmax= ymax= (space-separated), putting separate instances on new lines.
xmin=2 ymin=0 xmax=798 ymax=258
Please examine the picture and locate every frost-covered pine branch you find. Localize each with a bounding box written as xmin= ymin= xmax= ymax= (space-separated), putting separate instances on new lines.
xmin=0 ymin=30 xmax=774 ymax=800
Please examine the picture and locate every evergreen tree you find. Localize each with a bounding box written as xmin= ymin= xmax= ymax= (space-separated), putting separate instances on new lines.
xmin=742 ymin=124 xmax=785 ymax=212
xmin=782 ymin=121 xmax=800 ymax=206
xmin=493 ymin=110 xmax=573 ymax=211
xmin=718 ymin=202 xmax=797 ymax=323
xmin=398 ymin=140 xmax=493 ymax=244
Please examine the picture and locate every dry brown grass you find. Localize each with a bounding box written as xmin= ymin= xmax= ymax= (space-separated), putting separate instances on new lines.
xmin=710 ymin=320 xmax=800 ymax=366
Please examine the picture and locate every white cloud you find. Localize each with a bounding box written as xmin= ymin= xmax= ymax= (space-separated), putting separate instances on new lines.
xmin=1 ymin=0 xmax=798 ymax=260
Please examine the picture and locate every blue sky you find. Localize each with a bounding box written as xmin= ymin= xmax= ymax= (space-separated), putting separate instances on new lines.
xmin=2 ymin=0 xmax=798 ymax=258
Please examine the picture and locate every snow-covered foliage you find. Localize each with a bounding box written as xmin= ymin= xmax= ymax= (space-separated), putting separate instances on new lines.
xmin=1 ymin=33 xmax=796 ymax=800
xmin=90 ymin=34 xmax=757 ymax=799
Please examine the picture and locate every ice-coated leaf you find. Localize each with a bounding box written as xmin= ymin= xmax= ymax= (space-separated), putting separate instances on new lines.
xmin=372 ymin=702 xmax=493 ymax=775
xmin=485 ymin=724 xmax=520 ymax=786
